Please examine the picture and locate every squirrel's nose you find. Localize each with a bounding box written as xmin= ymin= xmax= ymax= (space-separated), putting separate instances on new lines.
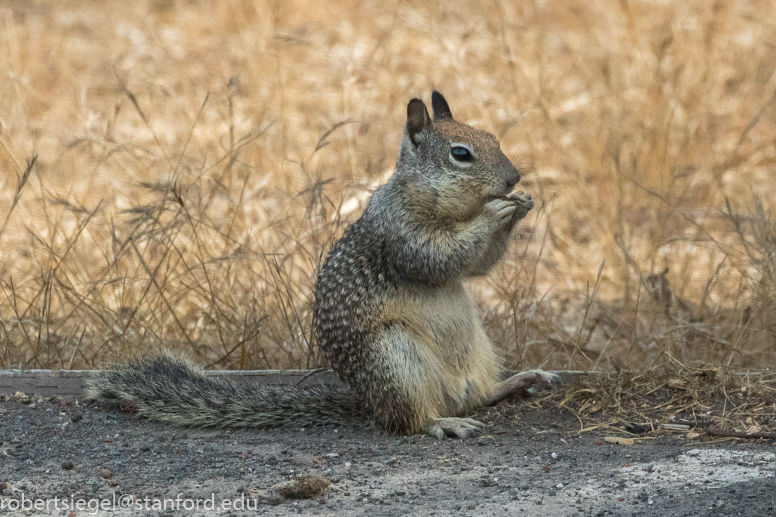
xmin=505 ymin=172 xmax=520 ymax=191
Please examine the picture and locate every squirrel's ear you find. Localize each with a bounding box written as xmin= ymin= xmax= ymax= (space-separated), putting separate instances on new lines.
xmin=406 ymin=98 xmax=432 ymax=146
xmin=431 ymin=91 xmax=453 ymax=120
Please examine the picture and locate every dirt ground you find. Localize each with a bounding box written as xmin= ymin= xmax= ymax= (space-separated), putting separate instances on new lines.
xmin=0 ymin=395 xmax=774 ymax=516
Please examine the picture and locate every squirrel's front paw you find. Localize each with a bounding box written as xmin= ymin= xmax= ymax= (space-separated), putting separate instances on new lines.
xmin=485 ymin=192 xmax=534 ymax=228
xmin=485 ymin=198 xmax=519 ymax=225
xmin=505 ymin=191 xmax=534 ymax=221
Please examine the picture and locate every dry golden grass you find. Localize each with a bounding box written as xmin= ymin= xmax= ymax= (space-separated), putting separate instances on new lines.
xmin=0 ymin=0 xmax=774 ymax=371
xmin=506 ymin=366 xmax=775 ymax=441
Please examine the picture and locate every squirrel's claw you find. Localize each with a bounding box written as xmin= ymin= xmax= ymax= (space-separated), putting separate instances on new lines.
xmin=428 ymin=417 xmax=486 ymax=439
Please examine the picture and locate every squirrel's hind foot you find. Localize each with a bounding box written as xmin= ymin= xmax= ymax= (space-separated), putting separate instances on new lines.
xmin=484 ymin=369 xmax=561 ymax=406
xmin=427 ymin=417 xmax=486 ymax=439
xmin=514 ymin=369 xmax=560 ymax=391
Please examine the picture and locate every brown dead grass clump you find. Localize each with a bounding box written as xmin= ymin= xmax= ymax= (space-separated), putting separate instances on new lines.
xmin=536 ymin=365 xmax=776 ymax=438
xmin=276 ymin=475 xmax=330 ymax=500
xmin=0 ymin=0 xmax=775 ymax=371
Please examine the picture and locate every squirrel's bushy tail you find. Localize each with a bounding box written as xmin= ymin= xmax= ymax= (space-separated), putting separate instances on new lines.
xmin=86 ymin=351 xmax=366 ymax=429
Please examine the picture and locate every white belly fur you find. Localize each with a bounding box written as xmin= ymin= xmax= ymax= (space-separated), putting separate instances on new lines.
xmin=381 ymin=282 xmax=502 ymax=414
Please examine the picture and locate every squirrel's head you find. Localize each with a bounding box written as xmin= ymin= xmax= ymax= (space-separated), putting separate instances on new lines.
xmin=396 ymin=91 xmax=521 ymax=221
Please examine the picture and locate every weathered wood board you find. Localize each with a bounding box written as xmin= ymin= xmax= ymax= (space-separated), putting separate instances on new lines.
xmin=0 ymin=370 xmax=589 ymax=398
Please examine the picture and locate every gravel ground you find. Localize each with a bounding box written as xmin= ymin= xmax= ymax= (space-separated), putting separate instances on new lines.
xmin=1 ymin=394 xmax=774 ymax=516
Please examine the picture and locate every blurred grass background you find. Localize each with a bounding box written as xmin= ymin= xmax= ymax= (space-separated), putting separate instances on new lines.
xmin=0 ymin=0 xmax=774 ymax=371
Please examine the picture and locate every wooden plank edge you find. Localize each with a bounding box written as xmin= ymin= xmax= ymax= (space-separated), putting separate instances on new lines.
xmin=0 ymin=369 xmax=770 ymax=398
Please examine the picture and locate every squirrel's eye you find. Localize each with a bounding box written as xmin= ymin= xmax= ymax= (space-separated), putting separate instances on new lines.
xmin=450 ymin=146 xmax=473 ymax=162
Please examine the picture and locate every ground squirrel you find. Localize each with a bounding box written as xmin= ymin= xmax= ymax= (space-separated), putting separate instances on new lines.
xmin=644 ymin=268 xmax=696 ymax=324
xmin=88 ymin=92 xmax=559 ymax=438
